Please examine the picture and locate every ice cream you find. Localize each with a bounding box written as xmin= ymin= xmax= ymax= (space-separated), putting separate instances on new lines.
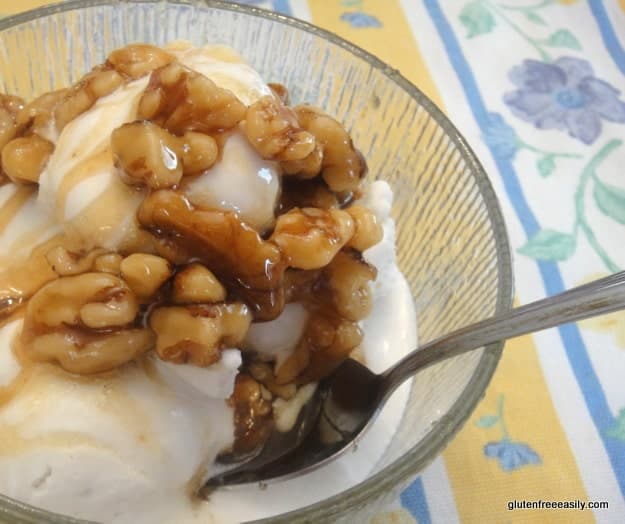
xmin=0 ymin=43 xmax=417 ymax=524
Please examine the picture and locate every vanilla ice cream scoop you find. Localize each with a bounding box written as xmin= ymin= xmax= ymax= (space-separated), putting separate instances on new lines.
xmin=0 ymin=42 xmax=418 ymax=524
xmin=0 ymin=318 xmax=240 ymax=523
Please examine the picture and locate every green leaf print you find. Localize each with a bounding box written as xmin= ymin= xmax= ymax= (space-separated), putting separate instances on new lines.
xmin=524 ymin=11 xmax=546 ymax=26
xmin=537 ymin=155 xmax=556 ymax=177
xmin=518 ymin=229 xmax=576 ymax=261
xmin=544 ymin=29 xmax=582 ymax=50
xmin=593 ymin=177 xmax=625 ymax=225
xmin=606 ymin=409 xmax=625 ymax=442
xmin=476 ymin=415 xmax=500 ymax=428
xmin=460 ymin=2 xmax=496 ymax=38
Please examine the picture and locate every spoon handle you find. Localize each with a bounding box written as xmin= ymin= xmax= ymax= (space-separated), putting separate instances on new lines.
xmin=383 ymin=270 xmax=625 ymax=391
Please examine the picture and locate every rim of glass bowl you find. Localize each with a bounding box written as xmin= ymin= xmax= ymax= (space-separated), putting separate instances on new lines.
xmin=0 ymin=2 xmax=514 ymax=523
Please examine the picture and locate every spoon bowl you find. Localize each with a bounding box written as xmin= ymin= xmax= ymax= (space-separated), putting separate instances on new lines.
xmin=201 ymin=270 xmax=625 ymax=495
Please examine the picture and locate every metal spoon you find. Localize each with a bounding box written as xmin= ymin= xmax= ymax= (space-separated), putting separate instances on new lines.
xmin=200 ymin=270 xmax=625 ymax=497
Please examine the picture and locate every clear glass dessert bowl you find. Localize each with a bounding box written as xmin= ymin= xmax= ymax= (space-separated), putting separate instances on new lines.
xmin=0 ymin=1 xmax=513 ymax=523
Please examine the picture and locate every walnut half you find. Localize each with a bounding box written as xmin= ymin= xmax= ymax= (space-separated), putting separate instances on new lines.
xmin=150 ymin=303 xmax=251 ymax=367
xmin=21 ymin=272 xmax=153 ymax=374
xmin=137 ymin=190 xmax=287 ymax=320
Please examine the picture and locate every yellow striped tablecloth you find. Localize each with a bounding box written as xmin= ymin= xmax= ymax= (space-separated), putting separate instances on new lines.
xmin=1 ymin=1 xmax=625 ymax=523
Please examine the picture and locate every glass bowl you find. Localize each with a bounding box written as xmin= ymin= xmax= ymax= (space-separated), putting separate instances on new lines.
xmin=0 ymin=1 xmax=513 ymax=523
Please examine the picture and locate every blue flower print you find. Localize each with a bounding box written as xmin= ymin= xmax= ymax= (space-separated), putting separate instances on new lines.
xmin=484 ymin=440 xmax=542 ymax=471
xmin=340 ymin=12 xmax=382 ymax=28
xmin=477 ymin=395 xmax=542 ymax=472
xmin=482 ymin=113 xmax=519 ymax=159
xmin=504 ymin=57 xmax=625 ymax=145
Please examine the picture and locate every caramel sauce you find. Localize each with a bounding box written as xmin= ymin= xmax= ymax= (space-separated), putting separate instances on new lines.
xmin=0 ymin=186 xmax=34 ymax=234
xmin=1 ymin=223 xmax=60 ymax=267
xmin=0 ymin=370 xmax=30 ymax=408
xmin=0 ymin=236 xmax=62 ymax=320
xmin=229 ymin=374 xmax=273 ymax=456
xmin=63 ymin=180 xmax=147 ymax=253
xmin=55 ymin=149 xmax=115 ymax=215
xmin=0 ymin=360 xmax=157 ymax=454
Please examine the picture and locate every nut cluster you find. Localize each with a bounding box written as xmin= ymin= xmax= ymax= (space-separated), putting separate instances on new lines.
xmin=111 ymin=121 xmax=218 ymax=189
xmin=244 ymin=97 xmax=366 ymax=192
xmin=21 ymin=246 xmax=250 ymax=374
xmin=1 ymin=44 xmax=386 ymax=454
xmin=0 ymin=44 xmax=179 ymax=187
xmin=0 ymin=93 xmax=57 ymax=185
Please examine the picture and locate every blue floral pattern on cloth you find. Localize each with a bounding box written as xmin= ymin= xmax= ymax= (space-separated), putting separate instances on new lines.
xmin=477 ymin=394 xmax=542 ymax=472
xmin=482 ymin=112 xmax=519 ymax=159
xmin=504 ymin=57 xmax=625 ymax=145
xmin=340 ymin=11 xmax=382 ymax=28
xmin=484 ymin=440 xmax=542 ymax=472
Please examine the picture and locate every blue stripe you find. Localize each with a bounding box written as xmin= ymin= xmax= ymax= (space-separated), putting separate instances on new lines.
xmin=424 ymin=0 xmax=625 ymax=498
xmin=401 ymin=477 xmax=432 ymax=524
xmin=589 ymin=0 xmax=625 ymax=76
xmin=271 ymin=0 xmax=292 ymax=16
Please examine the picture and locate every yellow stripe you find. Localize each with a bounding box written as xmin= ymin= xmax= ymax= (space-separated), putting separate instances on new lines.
xmin=307 ymin=0 xmax=442 ymax=108
xmin=620 ymin=0 xmax=625 ymax=14
xmin=0 ymin=0 xmax=50 ymax=14
xmin=443 ymin=328 xmax=592 ymax=523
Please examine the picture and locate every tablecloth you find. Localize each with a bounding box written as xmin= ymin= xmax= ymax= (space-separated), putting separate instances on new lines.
xmin=1 ymin=1 xmax=624 ymax=523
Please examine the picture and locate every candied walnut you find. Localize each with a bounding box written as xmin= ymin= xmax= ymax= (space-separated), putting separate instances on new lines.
xmin=25 ymin=272 xmax=138 ymax=330
xmin=283 ymin=268 xmax=321 ymax=303
xmin=345 ymin=205 xmax=383 ymax=252
xmin=45 ymin=246 xmax=105 ymax=276
xmin=279 ymin=178 xmax=339 ymax=213
xmin=280 ymin=144 xmax=323 ymax=178
xmin=274 ymin=340 xmax=310 ymax=386
xmin=120 ymin=253 xmax=172 ymax=298
xmin=244 ymin=95 xmax=316 ymax=162
xmin=21 ymin=272 xmax=149 ymax=374
xmin=1 ymin=135 xmax=54 ymax=184
xmin=93 ymin=253 xmax=123 ymax=274
xmin=296 ymin=312 xmax=362 ymax=384
xmin=248 ymin=361 xmax=297 ymax=400
xmin=294 ymin=105 xmax=366 ymax=192
xmin=26 ymin=329 xmax=154 ymax=375
xmin=323 ymin=250 xmax=376 ymax=321
xmin=15 ymin=89 xmax=68 ymax=136
xmin=111 ymin=121 xmax=183 ymax=189
xmin=138 ymin=62 xmax=246 ymax=135
xmin=53 ymin=84 xmax=93 ymax=131
xmin=112 ymin=122 xmax=219 ymax=187
xmin=179 ymin=131 xmax=218 ymax=175
xmin=230 ymin=373 xmax=273 ymax=456
xmin=150 ymin=303 xmax=251 ymax=367
xmin=270 ymin=207 xmax=354 ymax=270
xmin=0 ymin=94 xmax=25 ymax=152
xmin=0 ymin=240 xmax=61 ymax=322
xmin=54 ymin=68 xmax=125 ymax=131
xmin=137 ymin=190 xmax=286 ymax=320
xmin=107 ymin=44 xmax=175 ymax=79
xmin=268 ymin=83 xmax=290 ymax=105
xmin=172 ymin=263 xmax=226 ymax=304
xmin=149 ymin=235 xmax=194 ymax=266
xmin=85 ymin=68 xmax=125 ymax=97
